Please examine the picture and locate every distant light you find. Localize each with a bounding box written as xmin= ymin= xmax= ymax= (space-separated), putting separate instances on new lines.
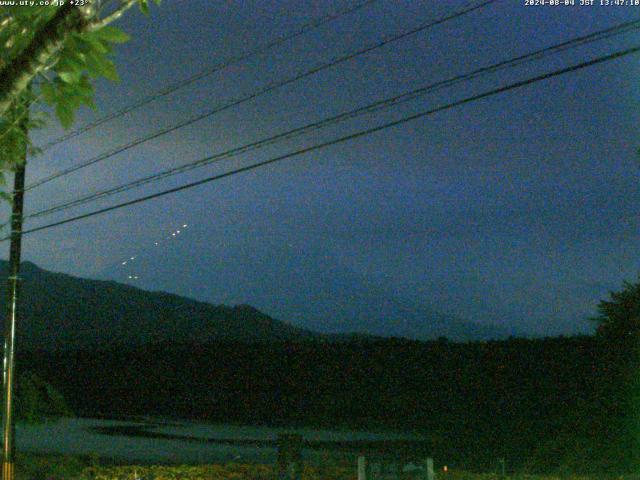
xmin=172 ymin=233 xmax=176 ymax=236
xmin=130 ymin=256 xmax=135 ymax=260
xmin=176 ymin=230 xmax=180 ymax=234
xmin=154 ymin=242 xmax=159 ymax=246
xmin=444 ymin=466 xmax=448 ymax=472
xmin=122 ymin=261 xmax=127 ymax=265
xmin=182 ymin=224 xmax=187 ymax=228
xmin=128 ymin=275 xmax=132 ymax=279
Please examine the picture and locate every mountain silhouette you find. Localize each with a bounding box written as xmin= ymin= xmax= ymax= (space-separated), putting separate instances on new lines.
xmin=0 ymin=261 xmax=509 ymax=350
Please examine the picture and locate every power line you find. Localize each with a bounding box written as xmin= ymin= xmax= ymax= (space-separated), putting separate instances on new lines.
xmin=23 ymin=19 xmax=640 ymax=221
xmin=27 ymin=0 xmax=498 ymax=190
xmin=37 ymin=0 xmax=379 ymax=151
xmin=11 ymin=44 xmax=640 ymax=241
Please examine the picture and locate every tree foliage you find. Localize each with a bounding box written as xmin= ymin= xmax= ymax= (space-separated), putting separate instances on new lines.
xmin=15 ymin=371 xmax=72 ymax=423
xmin=23 ymin=336 xmax=635 ymax=474
xmin=592 ymin=278 xmax=640 ymax=342
xmin=0 ymin=1 xmax=159 ymax=179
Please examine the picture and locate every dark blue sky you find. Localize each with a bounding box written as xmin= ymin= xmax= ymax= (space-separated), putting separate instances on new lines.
xmin=4 ymin=0 xmax=640 ymax=338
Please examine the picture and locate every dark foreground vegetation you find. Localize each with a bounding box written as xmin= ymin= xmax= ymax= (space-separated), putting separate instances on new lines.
xmin=18 ymin=332 xmax=638 ymax=476
xmin=24 ymin=454 xmax=636 ymax=480
xmin=11 ymin=277 xmax=640 ymax=476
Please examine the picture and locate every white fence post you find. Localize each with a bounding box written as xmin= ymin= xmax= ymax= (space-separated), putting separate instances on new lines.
xmin=425 ymin=457 xmax=435 ymax=480
xmin=358 ymin=455 xmax=367 ymax=480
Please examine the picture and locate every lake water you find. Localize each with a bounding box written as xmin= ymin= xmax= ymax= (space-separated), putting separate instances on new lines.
xmin=15 ymin=417 xmax=423 ymax=464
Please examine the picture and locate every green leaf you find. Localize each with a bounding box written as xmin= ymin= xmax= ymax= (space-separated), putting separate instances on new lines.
xmin=81 ymin=33 xmax=112 ymax=55
xmin=27 ymin=111 xmax=48 ymax=130
xmin=84 ymin=51 xmax=119 ymax=82
xmin=55 ymin=101 xmax=75 ymax=130
xmin=75 ymin=75 xmax=94 ymax=98
xmin=56 ymin=55 xmax=83 ymax=83
xmin=138 ymin=0 xmax=150 ymax=15
xmin=58 ymin=47 xmax=87 ymax=67
xmin=39 ymin=82 xmax=57 ymax=105
xmin=92 ymin=26 xmax=130 ymax=44
xmin=65 ymin=93 xmax=82 ymax=111
xmin=57 ymin=70 xmax=80 ymax=84
xmin=71 ymin=77 xmax=97 ymax=109
xmin=68 ymin=34 xmax=93 ymax=54
xmin=99 ymin=58 xmax=119 ymax=82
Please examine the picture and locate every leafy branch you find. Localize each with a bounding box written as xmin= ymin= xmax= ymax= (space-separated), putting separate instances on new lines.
xmin=0 ymin=0 xmax=160 ymax=166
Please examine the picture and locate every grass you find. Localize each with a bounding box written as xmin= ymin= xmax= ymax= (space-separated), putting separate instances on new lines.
xmin=12 ymin=454 xmax=640 ymax=479
xmin=16 ymin=459 xmax=355 ymax=480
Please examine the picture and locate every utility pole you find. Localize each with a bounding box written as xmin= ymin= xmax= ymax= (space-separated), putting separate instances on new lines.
xmin=1 ymin=94 xmax=28 ymax=480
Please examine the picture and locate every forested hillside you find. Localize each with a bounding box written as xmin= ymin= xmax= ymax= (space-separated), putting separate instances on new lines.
xmin=20 ymin=335 xmax=636 ymax=474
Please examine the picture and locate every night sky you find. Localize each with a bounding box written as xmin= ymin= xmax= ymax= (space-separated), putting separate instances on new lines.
xmin=4 ymin=0 xmax=640 ymax=338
